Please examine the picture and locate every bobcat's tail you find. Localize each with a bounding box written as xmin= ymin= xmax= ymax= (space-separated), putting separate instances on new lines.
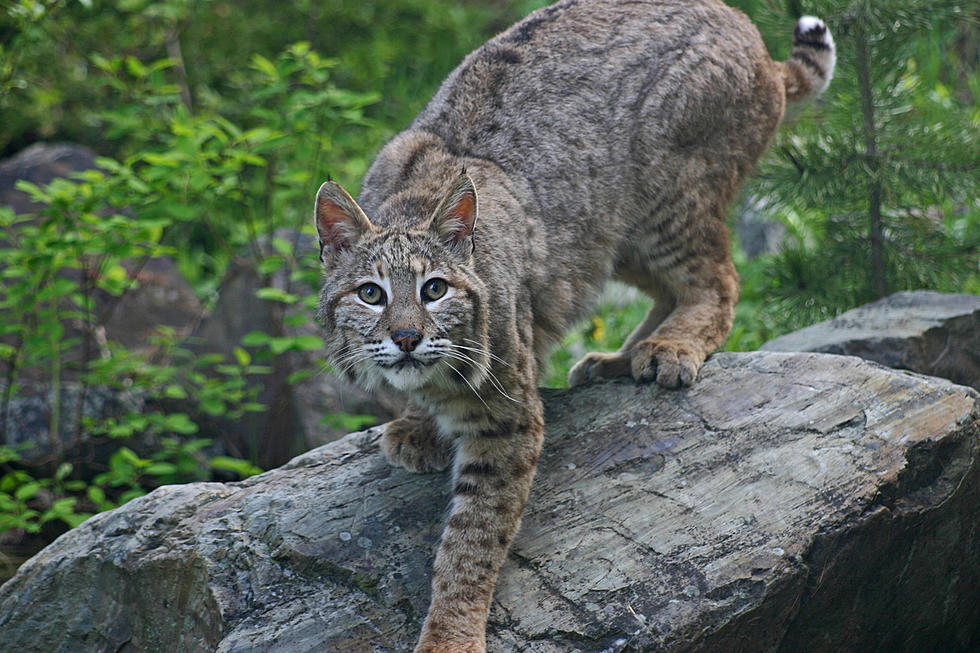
xmin=780 ymin=16 xmax=836 ymax=103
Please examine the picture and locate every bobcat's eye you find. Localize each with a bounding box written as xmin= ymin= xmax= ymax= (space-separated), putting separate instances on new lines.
xmin=356 ymin=283 xmax=385 ymax=305
xmin=421 ymin=278 xmax=448 ymax=302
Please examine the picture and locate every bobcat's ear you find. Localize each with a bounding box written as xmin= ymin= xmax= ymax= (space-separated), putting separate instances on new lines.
xmin=314 ymin=181 xmax=376 ymax=260
xmin=428 ymin=172 xmax=478 ymax=254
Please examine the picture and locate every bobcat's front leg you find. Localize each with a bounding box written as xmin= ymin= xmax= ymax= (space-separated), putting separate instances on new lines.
xmin=382 ymin=409 xmax=453 ymax=473
xmin=415 ymin=397 xmax=545 ymax=653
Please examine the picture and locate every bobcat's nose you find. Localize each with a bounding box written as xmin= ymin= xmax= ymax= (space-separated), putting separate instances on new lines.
xmin=392 ymin=329 xmax=423 ymax=352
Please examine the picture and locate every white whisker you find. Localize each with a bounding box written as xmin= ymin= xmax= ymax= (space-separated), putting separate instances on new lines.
xmin=454 ymin=351 xmax=512 ymax=395
xmin=443 ymin=360 xmax=490 ymax=411
xmin=336 ymin=350 xmax=371 ymax=376
xmin=451 ymin=342 xmax=512 ymax=368
xmin=441 ymin=350 xmax=520 ymax=404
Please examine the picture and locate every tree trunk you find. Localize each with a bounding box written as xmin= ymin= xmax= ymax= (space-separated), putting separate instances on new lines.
xmin=854 ymin=19 xmax=888 ymax=299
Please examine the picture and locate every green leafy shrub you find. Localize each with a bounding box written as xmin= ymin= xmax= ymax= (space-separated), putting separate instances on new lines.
xmin=0 ymin=40 xmax=383 ymax=539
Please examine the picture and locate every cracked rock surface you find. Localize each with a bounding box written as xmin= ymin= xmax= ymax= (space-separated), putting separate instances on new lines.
xmin=1 ymin=351 xmax=978 ymax=652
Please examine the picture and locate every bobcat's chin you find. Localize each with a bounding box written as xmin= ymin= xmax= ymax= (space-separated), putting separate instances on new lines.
xmin=378 ymin=357 xmax=442 ymax=391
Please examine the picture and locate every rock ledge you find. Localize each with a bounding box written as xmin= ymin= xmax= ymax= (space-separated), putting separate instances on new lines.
xmin=1 ymin=351 xmax=978 ymax=652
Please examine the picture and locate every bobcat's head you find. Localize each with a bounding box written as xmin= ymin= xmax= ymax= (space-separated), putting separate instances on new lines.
xmin=314 ymin=173 xmax=489 ymax=393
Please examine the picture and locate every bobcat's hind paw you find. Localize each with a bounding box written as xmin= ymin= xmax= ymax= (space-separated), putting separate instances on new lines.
xmin=567 ymin=351 xmax=631 ymax=387
xmin=629 ymin=338 xmax=701 ymax=389
xmin=380 ymin=417 xmax=452 ymax=473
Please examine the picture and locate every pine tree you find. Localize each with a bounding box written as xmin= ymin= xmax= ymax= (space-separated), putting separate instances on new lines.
xmin=747 ymin=0 xmax=980 ymax=330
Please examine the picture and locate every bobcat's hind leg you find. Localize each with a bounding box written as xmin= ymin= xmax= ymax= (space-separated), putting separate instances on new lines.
xmin=570 ymin=242 xmax=738 ymax=389
xmin=628 ymin=255 xmax=738 ymax=388
xmin=381 ymin=408 xmax=453 ymax=473
xmin=567 ymin=284 xmax=674 ymax=387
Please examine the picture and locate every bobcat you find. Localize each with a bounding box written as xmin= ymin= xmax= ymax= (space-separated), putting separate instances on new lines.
xmin=314 ymin=1 xmax=835 ymax=650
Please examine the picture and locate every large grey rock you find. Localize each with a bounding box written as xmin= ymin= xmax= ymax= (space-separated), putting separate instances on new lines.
xmin=762 ymin=290 xmax=980 ymax=390
xmin=2 ymin=351 xmax=978 ymax=652
xmin=734 ymin=197 xmax=786 ymax=258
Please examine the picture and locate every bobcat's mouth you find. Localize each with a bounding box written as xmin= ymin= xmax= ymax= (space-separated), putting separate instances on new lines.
xmin=376 ymin=352 xmax=442 ymax=392
xmin=381 ymin=354 xmax=432 ymax=370
xmin=394 ymin=355 xmax=426 ymax=369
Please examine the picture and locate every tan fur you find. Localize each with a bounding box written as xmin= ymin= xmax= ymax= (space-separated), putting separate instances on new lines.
xmin=313 ymin=2 xmax=834 ymax=651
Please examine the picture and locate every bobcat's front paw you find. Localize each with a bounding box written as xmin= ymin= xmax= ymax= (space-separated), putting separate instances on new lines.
xmin=629 ymin=338 xmax=701 ymax=388
xmin=381 ymin=417 xmax=452 ymax=473
xmin=567 ymin=351 xmax=631 ymax=387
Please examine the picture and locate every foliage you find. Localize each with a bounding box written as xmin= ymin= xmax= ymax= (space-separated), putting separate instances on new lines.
xmin=0 ymin=164 xmax=270 ymax=531
xmin=0 ymin=20 xmax=396 ymax=539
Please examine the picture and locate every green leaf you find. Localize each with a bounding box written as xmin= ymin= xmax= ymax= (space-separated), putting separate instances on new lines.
xmin=118 ymin=488 xmax=146 ymax=505
xmin=145 ymin=463 xmax=178 ymax=477
xmin=251 ymin=54 xmax=278 ymax=77
xmin=14 ymin=481 xmax=41 ymax=501
xmin=40 ymin=497 xmax=78 ymax=525
xmin=164 ymin=384 xmax=188 ymax=399
xmin=210 ymin=456 xmax=262 ymax=479
xmin=164 ymin=413 xmax=198 ymax=434
xmin=124 ymin=56 xmax=148 ymax=78
xmin=255 ymin=287 xmax=299 ymax=304
xmin=241 ymin=331 xmax=271 ymax=346
xmin=271 ymin=236 xmax=293 ymax=256
xmin=233 ymin=346 xmax=251 ymax=366
xmin=87 ymin=486 xmax=113 ymax=511
xmin=287 ymin=369 xmax=313 ymax=384
xmin=267 ymin=337 xmax=293 ymax=355
xmin=320 ymin=413 xmax=377 ymax=431
xmin=258 ymin=256 xmax=284 ymax=275
xmin=199 ymin=397 xmax=226 ymax=416
xmin=63 ymin=512 xmax=93 ymax=528
xmin=290 ymin=334 xmax=324 ymax=351
xmin=0 ymin=446 xmax=21 ymax=465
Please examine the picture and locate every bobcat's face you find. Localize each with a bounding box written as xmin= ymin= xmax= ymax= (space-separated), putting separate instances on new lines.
xmin=315 ymin=174 xmax=488 ymax=393
xmin=322 ymin=232 xmax=486 ymax=392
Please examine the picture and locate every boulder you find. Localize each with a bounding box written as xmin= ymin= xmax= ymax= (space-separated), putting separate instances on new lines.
xmin=734 ymin=197 xmax=786 ymax=258
xmin=762 ymin=290 xmax=980 ymax=391
xmin=0 ymin=142 xmax=98 ymax=216
xmin=0 ymin=381 xmax=146 ymax=464
xmin=98 ymin=256 xmax=203 ymax=356
xmin=1 ymin=351 xmax=977 ymax=652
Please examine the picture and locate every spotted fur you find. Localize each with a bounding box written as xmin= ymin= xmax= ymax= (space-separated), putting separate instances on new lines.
xmin=314 ymin=3 xmax=834 ymax=651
